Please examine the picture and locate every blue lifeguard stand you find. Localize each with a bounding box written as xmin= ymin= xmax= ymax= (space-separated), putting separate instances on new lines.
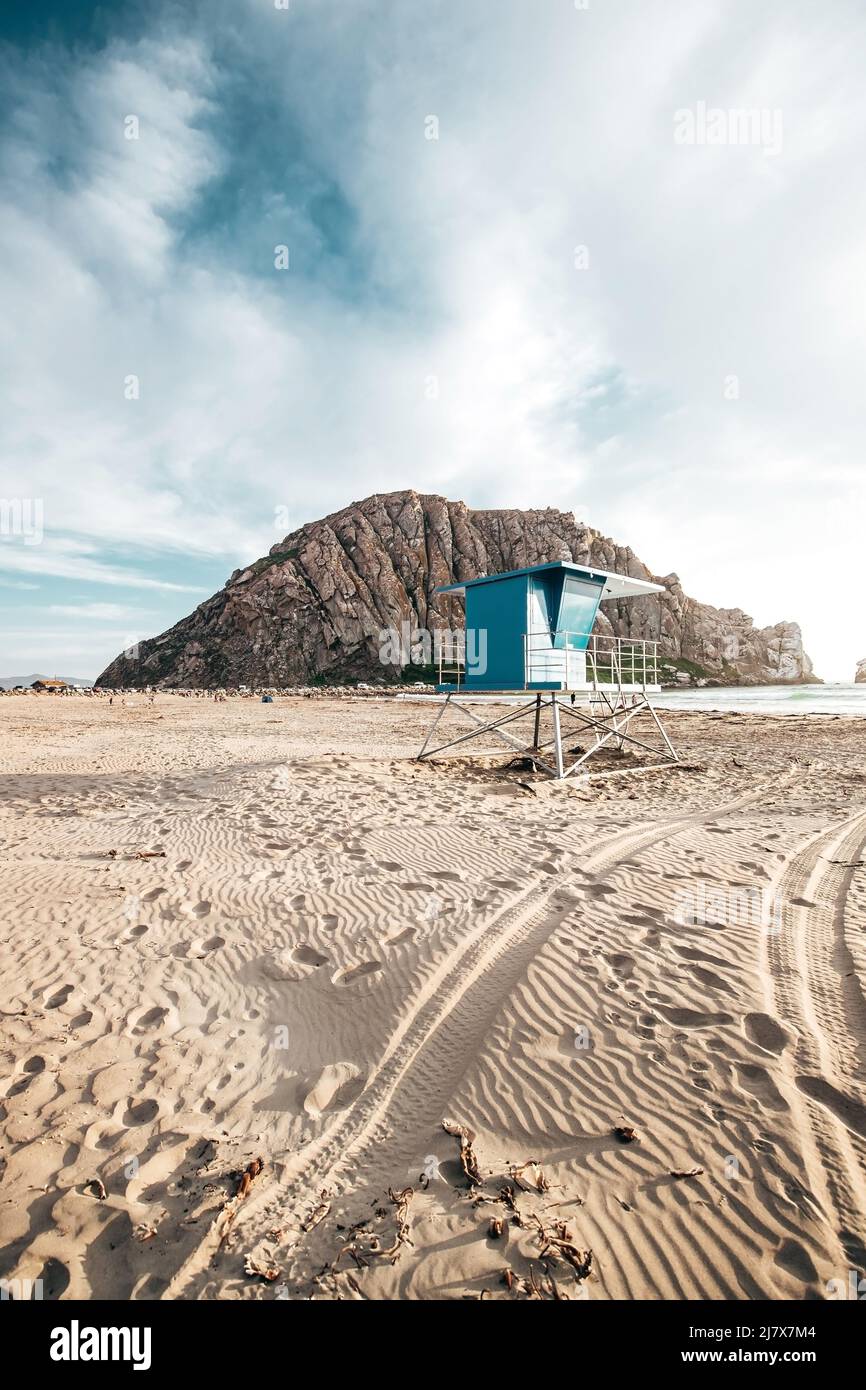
xmin=417 ymin=560 xmax=679 ymax=780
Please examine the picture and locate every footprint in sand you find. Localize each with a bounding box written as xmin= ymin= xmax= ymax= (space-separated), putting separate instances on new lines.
xmin=744 ymin=1012 xmax=791 ymax=1055
xmin=673 ymin=944 xmax=729 ymax=969
xmin=796 ymin=1075 xmax=866 ymax=1139
xmin=384 ymin=925 xmax=417 ymax=946
xmin=291 ymin=944 xmax=328 ymax=968
xmin=690 ymin=965 xmax=736 ymax=995
xmin=260 ymin=952 xmax=311 ymax=983
xmin=331 ymin=961 xmax=383 ymax=988
xmin=123 ymin=1097 xmax=159 ymax=1126
xmin=10 ymin=1056 xmax=46 ymax=1089
xmin=736 ymin=1062 xmax=789 ymax=1112
xmin=302 ymin=1062 xmax=366 ymax=1115
xmin=584 ymin=882 xmax=617 ymax=899
xmin=44 ymin=983 xmax=73 ymax=1010
xmin=39 ymin=1258 xmax=70 ymax=1299
xmin=190 ymin=936 xmax=224 ymax=958
xmin=607 ymin=953 xmax=635 ymax=978
xmin=656 ymin=1003 xmax=733 ymax=1028
xmin=131 ymin=1006 xmax=169 ymax=1035
xmin=774 ymin=1238 xmax=819 ymax=1284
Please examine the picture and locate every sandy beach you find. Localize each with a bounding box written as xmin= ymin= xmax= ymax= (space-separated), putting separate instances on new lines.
xmin=1 ymin=693 xmax=865 ymax=1301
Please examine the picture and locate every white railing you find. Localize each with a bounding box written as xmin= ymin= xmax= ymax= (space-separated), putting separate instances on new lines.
xmin=437 ymin=631 xmax=661 ymax=692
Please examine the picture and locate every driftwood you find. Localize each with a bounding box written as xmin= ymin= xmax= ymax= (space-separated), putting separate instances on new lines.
xmin=306 ymin=1125 xmax=593 ymax=1300
xmin=498 ymin=1183 xmax=520 ymax=1215
xmin=235 ymin=1157 xmax=264 ymax=1199
xmin=215 ymin=1156 xmax=266 ymax=1250
xmin=378 ymin=1186 xmax=415 ymax=1262
xmin=316 ymin=1186 xmax=416 ymax=1291
xmin=301 ymin=1189 xmax=333 ymax=1233
xmin=442 ymin=1118 xmax=482 ymax=1186
xmin=528 ymin=1214 xmax=593 ymax=1280
xmin=502 ymin=1263 xmax=572 ymax=1300
xmin=244 ymin=1254 xmax=280 ymax=1282
xmin=509 ymin=1160 xmax=550 ymax=1193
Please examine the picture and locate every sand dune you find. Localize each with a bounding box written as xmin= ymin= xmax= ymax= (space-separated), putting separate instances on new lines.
xmin=1 ymin=694 xmax=864 ymax=1300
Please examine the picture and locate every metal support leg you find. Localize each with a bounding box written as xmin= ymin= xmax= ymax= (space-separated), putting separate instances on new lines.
xmin=551 ymin=696 xmax=565 ymax=779
xmin=417 ymin=693 xmax=451 ymax=759
xmin=417 ymin=695 xmax=559 ymax=775
xmin=647 ymin=700 xmax=679 ymax=762
xmin=532 ymin=693 xmax=542 ymax=750
xmin=416 ymin=688 xmax=680 ymax=783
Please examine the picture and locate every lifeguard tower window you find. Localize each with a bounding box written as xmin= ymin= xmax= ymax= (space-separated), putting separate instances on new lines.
xmin=525 ymin=571 xmax=603 ymax=688
xmin=554 ymin=576 xmax=602 ymax=650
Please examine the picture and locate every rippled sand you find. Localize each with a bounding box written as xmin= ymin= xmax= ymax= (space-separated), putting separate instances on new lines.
xmin=1 ymin=693 xmax=864 ymax=1300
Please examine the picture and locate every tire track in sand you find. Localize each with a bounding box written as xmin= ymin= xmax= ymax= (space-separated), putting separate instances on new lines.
xmin=760 ymin=806 xmax=866 ymax=1270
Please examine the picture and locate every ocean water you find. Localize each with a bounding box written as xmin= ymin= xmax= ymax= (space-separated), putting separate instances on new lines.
xmin=400 ymin=683 xmax=866 ymax=716
xmin=654 ymin=683 xmax=866 ymax=717
xmin=399 ymin=682 xmax=866 ymax=715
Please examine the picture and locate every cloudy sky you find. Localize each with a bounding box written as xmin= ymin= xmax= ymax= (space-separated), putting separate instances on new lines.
xmin=1 ymin=0 xmax=863 ymax=680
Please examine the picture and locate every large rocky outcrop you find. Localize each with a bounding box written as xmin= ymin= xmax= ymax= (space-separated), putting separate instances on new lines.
xmin=856 ymin=659 xmax=866 ymax=684
xmin=96 ymin=491 xmax=816 ymax=688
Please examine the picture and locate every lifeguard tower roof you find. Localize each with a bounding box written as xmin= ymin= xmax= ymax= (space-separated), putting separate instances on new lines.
xmin=436 ymin=560 xmax=663 ymax=601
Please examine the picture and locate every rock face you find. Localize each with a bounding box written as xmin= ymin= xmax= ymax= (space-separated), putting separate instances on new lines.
xmin=856 ymin=659 xmax=866 ymax=684
xmin=96 ymin=491 xmax=816 ymax=688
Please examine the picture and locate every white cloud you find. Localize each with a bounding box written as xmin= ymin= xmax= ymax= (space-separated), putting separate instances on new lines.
xmin=0 ymin=539 xmax=205 ymax=592
xmin=1 ymin=1 xmax=864 ymax=679
xmin=47 ymin=602 xmax=151 ymax=620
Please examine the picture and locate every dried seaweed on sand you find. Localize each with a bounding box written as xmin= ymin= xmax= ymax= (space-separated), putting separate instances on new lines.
xmin=442 ymin=1118 xmax=482 ymax=1186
